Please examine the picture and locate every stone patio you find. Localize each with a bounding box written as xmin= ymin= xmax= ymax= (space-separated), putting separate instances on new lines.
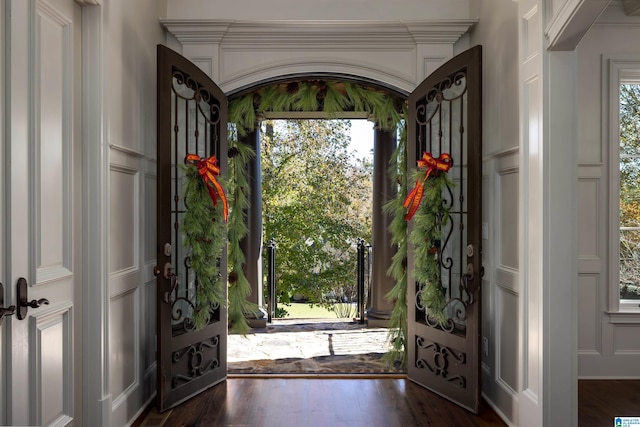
xmin=227 ymin=319 xmax=405 ymax=375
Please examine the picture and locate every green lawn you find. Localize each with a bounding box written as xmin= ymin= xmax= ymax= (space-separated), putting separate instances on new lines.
xmin=280 ymin=302 xmax=356 ymax=319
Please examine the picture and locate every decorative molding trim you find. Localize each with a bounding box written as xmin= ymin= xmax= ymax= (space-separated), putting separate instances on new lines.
xmin=545 ymin=0 xmax=610 ymax=51
xmin=160 ymin=20 xmax=233 ymax=44
xmin=496 ymin=266 xmax=519 ymax=294
xmin=75 ymin=0 xmax=101 ymax=5
xmin=404 ymin=20 xmax=478 ymax=44
xmin=161 ymin=19 xmax=477 ymax=46
xmin=110 ymin=287 xmax=141 ymax=411
xmin=219 ymin=59 xmax=416 ymax=96
xmin=32 ymin=0 xmax=74 ymax=291
xmin=109 ymin=143 xmax=148 ymax=159
xmin=623 ymin=0 xmax=640 ymax=15
xmin=607 ymin=311 xmax=640 ymax=324
xmin=592 ymin=0 xmax=640 ymax=27
xmin=81 ymin=3 xmax=112 ymax=426
xmin=482 ymin=146 xmax=519 ymax=163
xmin=29 ymin=303 xmax=74 ymax=426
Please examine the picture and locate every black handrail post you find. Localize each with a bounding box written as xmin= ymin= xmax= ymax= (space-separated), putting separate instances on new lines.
xmin=357 ymin=239 xmax=366 ymax=324
xmin=266 ymin=239 xmax=276 ymax=323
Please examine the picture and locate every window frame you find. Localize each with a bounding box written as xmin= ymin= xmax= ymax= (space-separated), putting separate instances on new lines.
xmin=606 ymin=55 xmax=640 ymax=315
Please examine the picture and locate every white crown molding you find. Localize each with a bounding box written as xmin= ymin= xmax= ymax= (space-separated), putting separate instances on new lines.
xmin=75 ymin=0 xmax=101 ymax=5
xmin=160 ymin=19 xmax=476 ymax=47
xmin=160 ymin=20 xmax=233 ymax=44
xmin=403 ymin=20 xmax=478 ymax=43
xmin=623 ymin=0 xmax=640 ymax=15
xmin=592 ymin=1 xmax=640 ymax=28
xmin=545 ymin=0 xmax=611 ymax=51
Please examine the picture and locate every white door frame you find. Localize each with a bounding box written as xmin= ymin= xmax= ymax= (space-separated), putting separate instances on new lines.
xmin=79 ymin=2 xmax=111 ymax=426
xmin=0 ymin=0 xmax=6 ymax=420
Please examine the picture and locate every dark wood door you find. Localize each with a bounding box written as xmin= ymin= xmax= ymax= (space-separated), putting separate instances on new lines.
xmin=406 ymin=45 xmax=482 ymax=413
xmin=156 ymin=45 xmax=228 ymax=411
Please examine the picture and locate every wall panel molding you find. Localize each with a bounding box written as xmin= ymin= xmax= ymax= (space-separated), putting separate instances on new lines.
xmin=109 ymin=165 xmax=140 ymax=277
xmin=109 ymin=288 xmax=140 ymax=406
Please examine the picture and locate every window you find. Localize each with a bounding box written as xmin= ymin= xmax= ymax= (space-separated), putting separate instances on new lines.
xmin=619 ymin=81 xmax=640 ymax=309
xmin=608 ymin=56 xmax=640 ymax=313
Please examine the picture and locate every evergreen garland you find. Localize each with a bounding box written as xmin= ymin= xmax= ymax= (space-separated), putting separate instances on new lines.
xmin=229 ymin=80 xmax=402 ymax=135
xmin=226 ymin=79 xmax=410 ymax=359
xmin=382 ymin=120 xmax=409 ymax=367
xmin=226 ymin=135 xmax=259 ymax=334
xmin=181 ymin=164 xmax=227 ymax=330
xmin=409 ymin=170 xmax=453 ymax=326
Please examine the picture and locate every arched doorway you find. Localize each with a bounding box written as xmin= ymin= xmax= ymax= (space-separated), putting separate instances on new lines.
xmin=226 ymin=76 xmax=406 ymax=333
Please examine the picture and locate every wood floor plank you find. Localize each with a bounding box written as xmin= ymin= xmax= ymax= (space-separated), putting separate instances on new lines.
xmin=142 ymin=378 xmax=640 ymax=426
xmin=163 ymin=378 xmax=507 ymax=426
xmin=578 ymin=380 xmax=640 ymax=427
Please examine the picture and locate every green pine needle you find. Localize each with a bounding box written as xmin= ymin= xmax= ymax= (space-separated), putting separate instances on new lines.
xmin=181 ymin=164 xmax=227 ymax=330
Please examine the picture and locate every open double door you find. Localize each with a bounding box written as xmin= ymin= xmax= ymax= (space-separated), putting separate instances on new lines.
xmin=155 ymin=44 xmax=482 ymax=413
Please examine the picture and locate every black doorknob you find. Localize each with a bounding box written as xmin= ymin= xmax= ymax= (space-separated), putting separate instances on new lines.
xmin=16 ymin=277 xmax=50 ymax=320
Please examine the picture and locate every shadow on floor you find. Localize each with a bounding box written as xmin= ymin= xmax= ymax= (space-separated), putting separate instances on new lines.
xmin=227 ymin=318 xmax=405 ymax=375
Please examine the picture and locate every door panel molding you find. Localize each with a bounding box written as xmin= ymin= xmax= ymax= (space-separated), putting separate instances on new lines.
xmin=29 ymin=302 xmax=73 ymax=426
xmin=33 ymin=0 xmax=74 ymax=285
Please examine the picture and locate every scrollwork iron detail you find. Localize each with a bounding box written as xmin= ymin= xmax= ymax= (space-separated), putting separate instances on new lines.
xmin=171 ymin=336 xmax=221 ymax=388
xmin=172 ymin=70 xmax=221 ymax=127
xmin=414 ymin=67 xmax=476 ymax=334
xmin=415 ymin=336 xmax=466 ymax=390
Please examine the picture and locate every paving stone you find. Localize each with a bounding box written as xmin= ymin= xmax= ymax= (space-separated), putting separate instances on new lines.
xmin=228 ymin=319 xmax=405 ymax=374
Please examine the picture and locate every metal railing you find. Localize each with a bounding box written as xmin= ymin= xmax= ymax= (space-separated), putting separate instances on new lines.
xmin=266 ymin=238 xmax=277 ymax=323
xmin=357 ymin=239 xmax=371 ymax=324
xmin=264 ymin=237 xmax=371 ymax=323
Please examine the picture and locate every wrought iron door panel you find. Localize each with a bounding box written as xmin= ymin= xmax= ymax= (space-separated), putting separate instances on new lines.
xmin=157 ymin=45 xmax=228 ymax=411
xmin=407 ymin=46 xmax=482 ymax=413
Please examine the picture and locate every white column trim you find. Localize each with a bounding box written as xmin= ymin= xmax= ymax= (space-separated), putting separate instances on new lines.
xmin=81 ymin=3 xmax=110 ymax=426
xmin=543 ymin=50 xmax=578 ymax=427
xmin=544 ymin=0 xmax=609 ymax=51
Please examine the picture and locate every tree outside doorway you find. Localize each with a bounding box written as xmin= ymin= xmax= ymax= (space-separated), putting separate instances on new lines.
xmin=261 ymin=119 xmax=373 ymax=317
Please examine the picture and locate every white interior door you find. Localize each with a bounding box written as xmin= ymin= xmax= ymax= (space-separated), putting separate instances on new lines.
xmin=2 ymin=0 xmax=81 ymax=425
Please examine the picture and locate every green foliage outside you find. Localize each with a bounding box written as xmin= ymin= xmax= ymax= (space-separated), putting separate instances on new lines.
xmin=619 ymin=83 xmax=640 ymax=300
xmin=261 ymin=119 xmax=373 ymax=308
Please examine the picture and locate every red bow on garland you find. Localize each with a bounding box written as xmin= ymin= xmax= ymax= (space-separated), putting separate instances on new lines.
xmin=403 ymin=152 xmax=453 ymax=221
xmin=185 ymin=154 xmax=229 ymax=222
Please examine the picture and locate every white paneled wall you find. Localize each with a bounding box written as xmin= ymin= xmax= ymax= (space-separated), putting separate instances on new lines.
xmin=576 ymin=4 xmax=640 ymax=378
xmin=470 ymin=1 xmax=520 ymax=425
xmin=104 ymin=1 xmax=164 ymax=425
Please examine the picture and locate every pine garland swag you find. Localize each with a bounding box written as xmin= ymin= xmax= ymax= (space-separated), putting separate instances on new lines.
xmin=227 ymin=137 xmax=259 ymax=334
xmin=382 ymin=120 xmax=409 ymax=368
xmin=181 ymin=164 xmax=227 ymax=330
xmin=408 ymin=169 xmax=454 ymax=326
xmin=228 ymin=80 xmax=403 ymax=136
xmin=226 ymin=80 xmax=410 ymax=352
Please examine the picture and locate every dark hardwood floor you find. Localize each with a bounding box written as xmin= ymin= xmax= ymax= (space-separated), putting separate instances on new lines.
xmin=159 ymin=378 xmax=506 ymax=427
xmin=137 ymin=379 xmax=640 ymax=426
xmin=578 ymin=380 xmax=640 ymax=427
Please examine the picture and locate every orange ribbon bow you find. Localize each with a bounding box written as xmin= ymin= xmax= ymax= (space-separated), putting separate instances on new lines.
xmin=186 ymin=154 xmax=229 ymax=222
xmin=403 ymin=152 xmax=453 ymax=221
